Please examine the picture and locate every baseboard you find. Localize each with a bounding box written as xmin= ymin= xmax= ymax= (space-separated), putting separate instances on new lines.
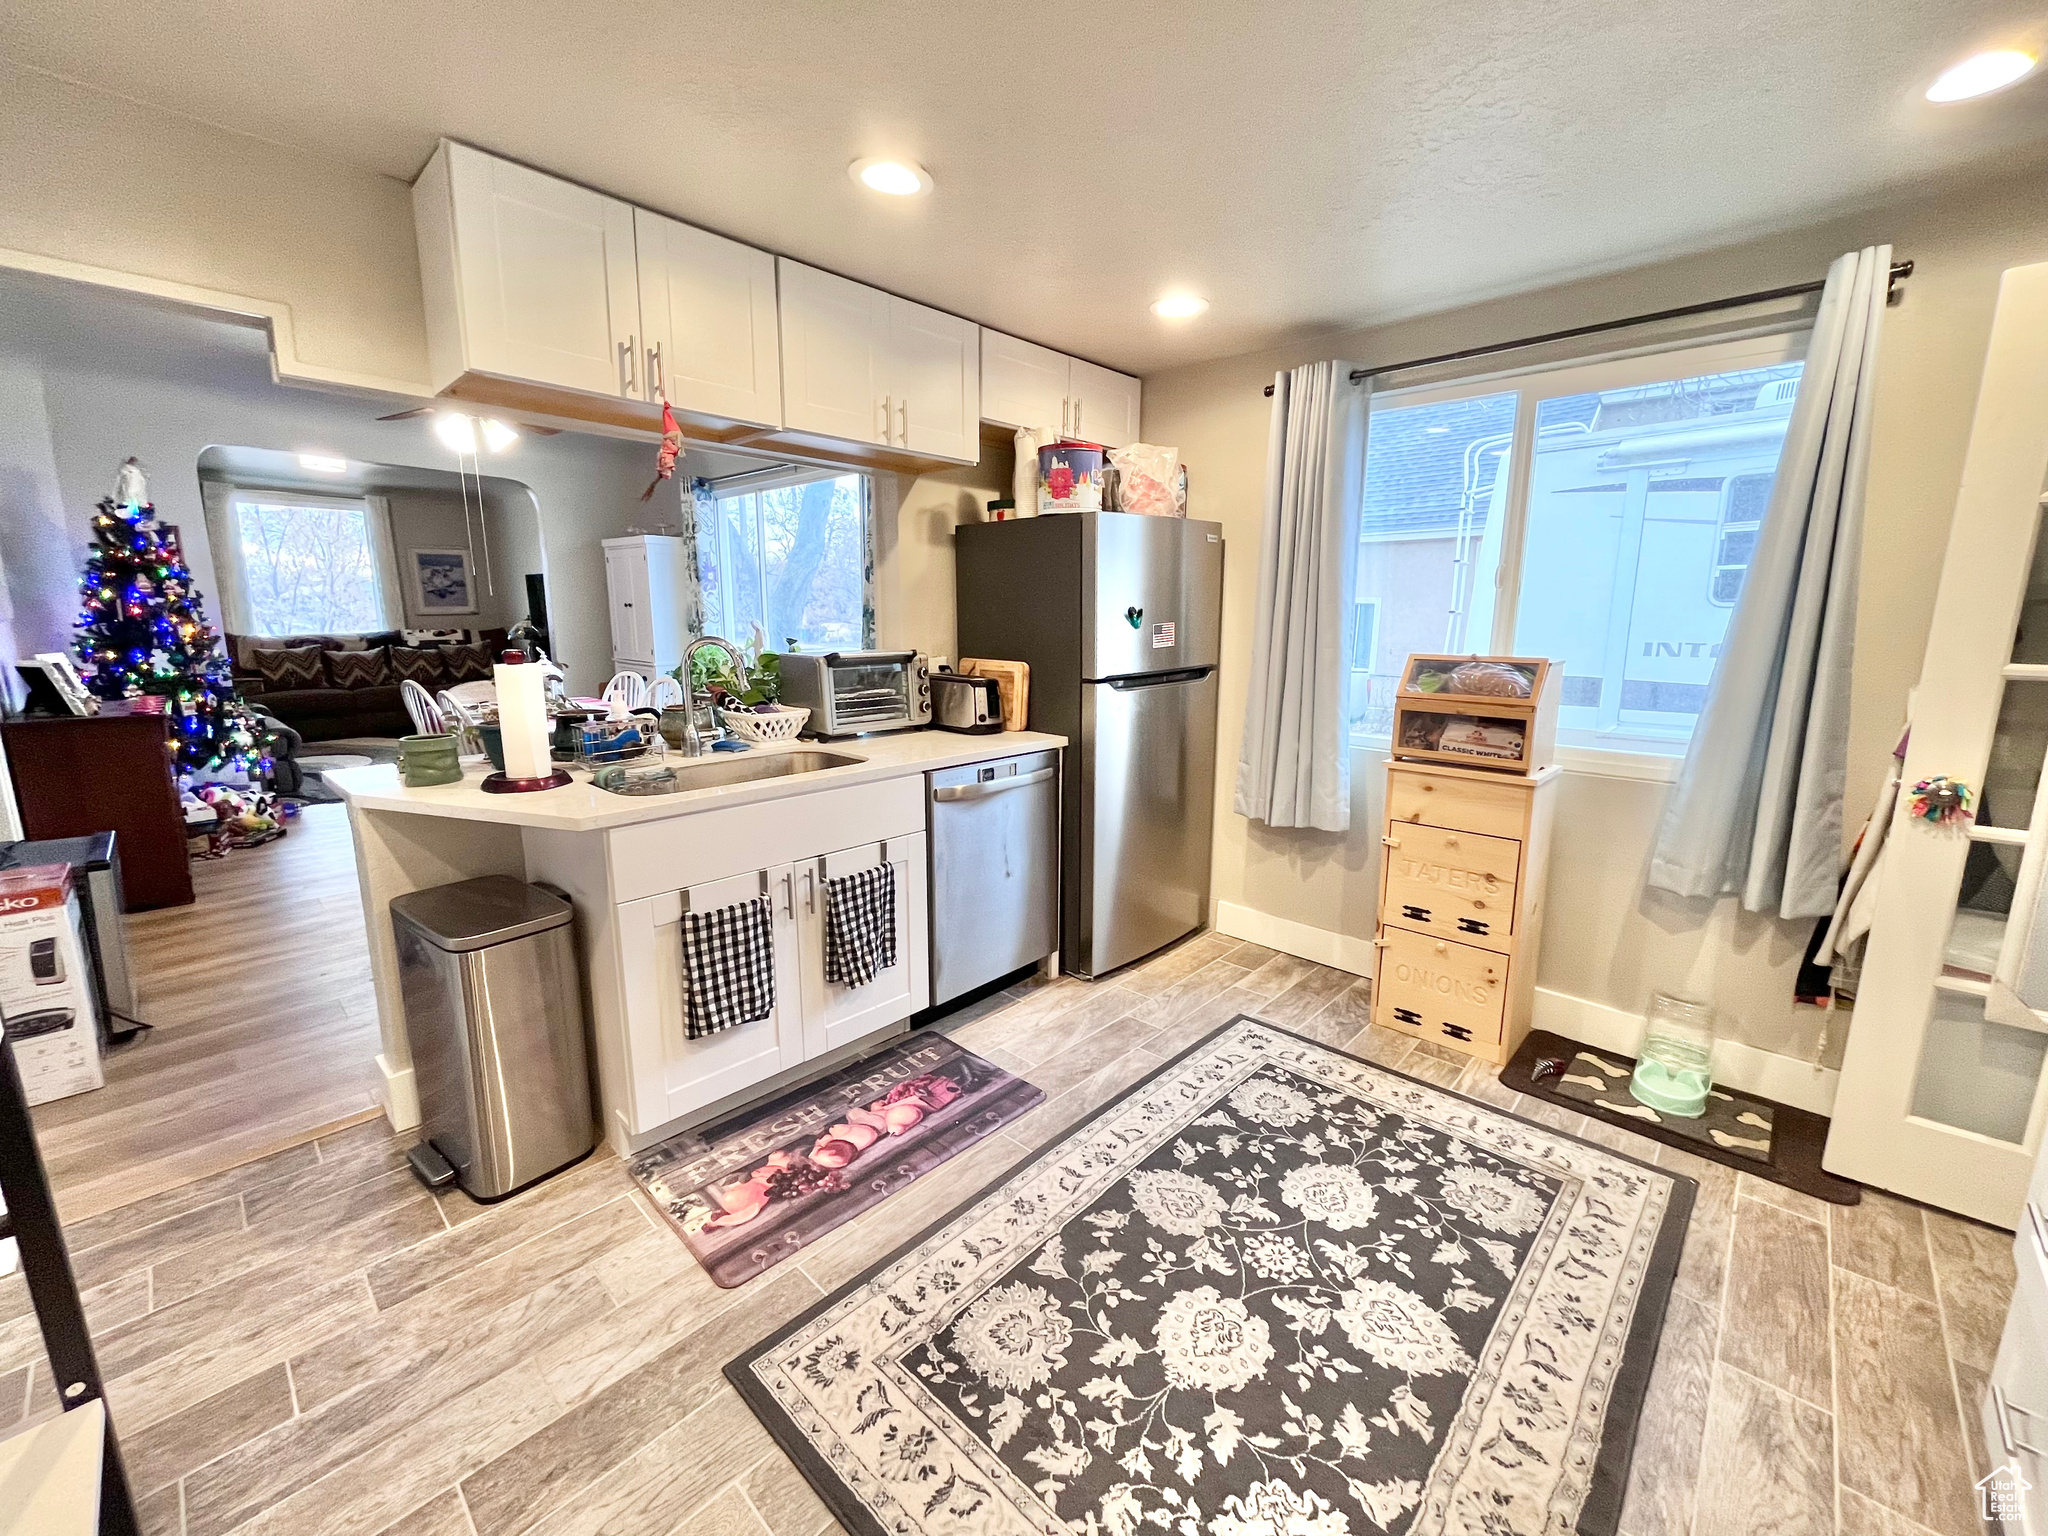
xmin=1532 ymin=986 xmax=1838 ymax=1116
xmin=1214 ymin=902 xmax=1375 ymax=979
xmin=376 ymin=1053 xmax=421 ymax=1132
xmin=1207 ymin=903 xmax=1837 ymax=1115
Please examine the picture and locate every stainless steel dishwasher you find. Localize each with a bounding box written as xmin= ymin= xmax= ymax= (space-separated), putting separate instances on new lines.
xmin=927 ymin=749 xmax=1060 ymax=1009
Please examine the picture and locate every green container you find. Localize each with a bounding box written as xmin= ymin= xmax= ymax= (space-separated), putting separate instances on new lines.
xmin=1630 ymin=992 xmax=1715 ymax=1118
xmin=398 ymin=732 xmax=462 ymax=787
xmin=477 ymin=723 xmax=506 ymax=774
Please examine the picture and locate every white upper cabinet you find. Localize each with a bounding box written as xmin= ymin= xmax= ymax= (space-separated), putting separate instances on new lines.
xmin=634 ymin=209 xmax=782 ymax=428
xmin=1067 ymin=356 xmax=1143 ymax=449
xmin=415 ymin=141 xmax=641 ymax=399
xmin=888 ymin=297 xmax=980 ymax=463
xmin=981 ymin=330 xmax=1072 ymax=435
xmin=980 ymin=328 xmax=1142 ymax=447
xmin=777 ymin=259 xmax=981 ymax=463
xmin=777 ymin=258 xmax=890 ymax=446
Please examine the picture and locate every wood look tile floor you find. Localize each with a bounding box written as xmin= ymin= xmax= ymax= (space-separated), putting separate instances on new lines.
xmin=31 ymin=803 xmax=383 ymax=1222
xmin=3 ymin=927 xmax=2017 ymax=1535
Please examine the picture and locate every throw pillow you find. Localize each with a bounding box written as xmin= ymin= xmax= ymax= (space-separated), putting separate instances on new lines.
xmin=251 ymin=646 xmax=326 ymax=689
xmin=324 ymin=648 xmax=392 ymax=689
xmin=389 ymin=646 xmax=448 ymax=687
xmin=441 ymin=642 xmax=494 ymax=684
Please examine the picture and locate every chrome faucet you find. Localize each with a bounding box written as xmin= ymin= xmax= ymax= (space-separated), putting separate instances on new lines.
xmin=677 ymin=635 xmax=749 ymax=757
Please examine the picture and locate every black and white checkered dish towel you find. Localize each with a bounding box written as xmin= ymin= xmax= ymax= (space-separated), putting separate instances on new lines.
xmin=825 ymin=863 xmax=897 ymax=988
xmin=680 ymin=896 xmax=776 ymax=1039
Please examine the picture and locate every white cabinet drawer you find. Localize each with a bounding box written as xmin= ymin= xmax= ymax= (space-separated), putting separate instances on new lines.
xmin=608 ymin=777 xmax=923 ymax=904
xmin=1988 ymin=1267 xmax=2048 ymax=1535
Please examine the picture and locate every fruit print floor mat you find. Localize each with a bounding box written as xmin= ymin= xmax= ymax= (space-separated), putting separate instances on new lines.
xmin=628 ymin=1031 xmax=1046 ymax=1288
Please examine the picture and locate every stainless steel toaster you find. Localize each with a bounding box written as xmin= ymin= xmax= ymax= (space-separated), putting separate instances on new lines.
xmin=930 ymin=671 xmax=1003 ymax=734
xmin=778 ymin=650 xmax=932 ymax=738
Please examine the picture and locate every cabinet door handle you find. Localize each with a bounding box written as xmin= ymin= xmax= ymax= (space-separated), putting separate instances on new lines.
xmin=2027 ymin=1200 xmax=2048 ymax=1257
xmin=648 ymin=342 xmax=664 ymax=401
xmin=803 ymin=869 xmax=816 ymax=914
xmin=898 ymin=398 xmax=908 ymax=446
xmin=1994 ymin=1384 xmax=2048 ymax=1458
xmin=879 ymin=395 xmax=892 ymax=444
xmin=619 ymin=336 xmax=637 ymax=396
xmin=782 ymin=871 xmax=794 ymax=920
xmin=1073 ymin=397 xmax=1082 ymax=434
xmin=1060 ymin=396 xmax=1070 ymax=435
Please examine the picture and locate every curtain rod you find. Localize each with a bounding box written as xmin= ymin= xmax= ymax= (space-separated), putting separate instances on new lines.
xmin=1259 ymin=259 xmax=1914 ymax=397
xmin=705 ymin=460 xmax=803 ymax=486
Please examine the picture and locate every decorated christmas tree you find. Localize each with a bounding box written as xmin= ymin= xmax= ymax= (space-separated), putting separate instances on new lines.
xmin=73 ymin=459 xmax=268 ymax=786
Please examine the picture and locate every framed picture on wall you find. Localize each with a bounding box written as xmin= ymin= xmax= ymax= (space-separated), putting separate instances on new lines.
xmin=408 ymin=548 xmax=477 ymax=616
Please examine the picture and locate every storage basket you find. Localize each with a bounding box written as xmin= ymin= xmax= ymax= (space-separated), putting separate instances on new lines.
xmin=717 ymin=705 xmax=810 ymax=744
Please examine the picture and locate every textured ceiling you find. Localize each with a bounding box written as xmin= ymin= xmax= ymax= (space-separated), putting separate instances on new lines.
xmin=3 ymin=1 xmax=2044 ymax=374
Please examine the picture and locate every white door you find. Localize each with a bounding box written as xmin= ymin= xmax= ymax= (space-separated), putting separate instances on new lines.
xmin=605 ymin=541 xmax=655 ymax=664
xmin=981 ymin=329 xmax=1070 ymax=434
xmin=615 ymin=865 xmax=805 ymax=1130
xmin=778 ymin=258 xmax=888 ymax=445
xmin=635 ymin=209 xmax=782 ymax=428
xmin=445 ymin=143 xmax=641 ymax=398
xmin=1825 ymin=261 xmax=2048 ymax=1226
xmin=887 ymin=298 xmax=980 ymax=463
xmin=795 ymin=833 xmax=928 ymax=1059
xmin=1068 ymin=357 xmax=1142 ymax=448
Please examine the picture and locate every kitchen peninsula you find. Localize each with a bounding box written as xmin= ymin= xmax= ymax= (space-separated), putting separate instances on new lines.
xmin=330 ymin=728 xmax=1064 ymax=1157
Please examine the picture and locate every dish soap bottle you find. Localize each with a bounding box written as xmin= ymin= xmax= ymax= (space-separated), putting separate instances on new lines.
xmin=1630 ymin=992 xmax=1716 ymax=1118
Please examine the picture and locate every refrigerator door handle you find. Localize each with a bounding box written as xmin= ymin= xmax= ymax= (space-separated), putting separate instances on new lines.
xmin=1104 ymin=667 xmax=1214 ymax=691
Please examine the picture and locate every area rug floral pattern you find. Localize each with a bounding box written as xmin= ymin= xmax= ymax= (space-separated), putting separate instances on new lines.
xmin=727 ymin=1018 xmax=1692 ymax=1536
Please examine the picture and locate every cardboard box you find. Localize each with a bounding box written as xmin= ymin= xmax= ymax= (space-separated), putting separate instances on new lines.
xmin=0 ymin=864 xmax=104 ymax=1105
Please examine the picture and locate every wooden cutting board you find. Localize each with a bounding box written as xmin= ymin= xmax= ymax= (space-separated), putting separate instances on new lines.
xmin=958 ymin=658 xmax=1029 ymax=732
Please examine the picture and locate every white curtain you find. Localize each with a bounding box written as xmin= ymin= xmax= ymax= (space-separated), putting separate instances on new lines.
xmin=1234 ymin=360 xmax=1370 ymax=832
xmin=1648 ymin=246 xmax=1891 ymax=918
xmin=199 ymin=479 xmax=254 ymax=635
xmin=363 ymin=493 xmax=406 ymax=629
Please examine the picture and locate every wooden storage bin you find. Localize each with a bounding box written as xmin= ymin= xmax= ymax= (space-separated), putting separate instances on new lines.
xmin=1374 ymin=760 xmax=1559 ymax=1067
xmin=1390 ymin=654 xmax=1558 ymax=777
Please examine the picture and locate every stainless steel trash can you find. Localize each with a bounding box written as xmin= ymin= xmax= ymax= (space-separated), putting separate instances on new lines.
xmin=391 ymin=876 xmax=594 ymax=1200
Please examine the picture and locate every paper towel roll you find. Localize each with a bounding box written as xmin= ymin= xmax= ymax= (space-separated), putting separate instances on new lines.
xmin=494 ymin=656 xmax=552 ymax=780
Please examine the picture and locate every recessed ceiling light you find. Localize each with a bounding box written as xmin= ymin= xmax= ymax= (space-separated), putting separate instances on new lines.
xmin=297 ymin=453 xmax=347 ymax=473
xmin=1151 ymin=292 xmax=1210 ymax=320
xmin=1927 ymin=48 xmax=2036 ymax=102
xmin=850 ymin=157 xmax=932 ymax=197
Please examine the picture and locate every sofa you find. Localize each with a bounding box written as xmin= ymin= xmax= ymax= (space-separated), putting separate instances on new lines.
xmin=228 ymin=629 xmax=509 ymax=742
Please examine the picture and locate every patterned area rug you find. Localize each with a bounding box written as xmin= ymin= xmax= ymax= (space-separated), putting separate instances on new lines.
xmin=727 ymin=1017 xmax=1693 ymax=1536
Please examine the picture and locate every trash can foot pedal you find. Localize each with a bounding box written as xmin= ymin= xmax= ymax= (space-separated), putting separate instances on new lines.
xmin=407 ymin=1142 xmax=457 ymax=1191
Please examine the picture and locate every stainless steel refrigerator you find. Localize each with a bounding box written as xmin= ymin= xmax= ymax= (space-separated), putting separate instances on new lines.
xmin=955 ymin=513 xmax=1224 ymax=977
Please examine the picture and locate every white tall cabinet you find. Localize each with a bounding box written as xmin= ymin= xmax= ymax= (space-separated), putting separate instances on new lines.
xmin=777 ymin=258 xmax=982 ymax=463
xmin=981 ymin=327 xmax=1142 ymax=447
xmin=602 ymin=534 xmax=693 ymax=679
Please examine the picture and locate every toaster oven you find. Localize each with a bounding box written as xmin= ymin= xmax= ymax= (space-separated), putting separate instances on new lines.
xmin=778 ymin=650 xmax=932 ymax=738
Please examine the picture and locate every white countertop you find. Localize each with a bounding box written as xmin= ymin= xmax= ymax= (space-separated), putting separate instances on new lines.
xmin=327 ymin=729 xmax=1066 ymax=832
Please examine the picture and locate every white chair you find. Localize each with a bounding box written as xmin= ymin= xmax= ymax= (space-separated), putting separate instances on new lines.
xmin=400 ymin=678 xmax=444 ymax=735
xmin=436 ymin=690 xmax=482 ymax=754
xmin=646 ymin=674 xmax=686 ymax=709
xmin=602 ymin=671 xmax=650 ymax=716
xmin=443 ymin=679 xmax=498 ymax=709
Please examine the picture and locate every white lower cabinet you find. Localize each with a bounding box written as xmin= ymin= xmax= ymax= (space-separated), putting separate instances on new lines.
xmin=598 ymin=777 xmax=930 ymax=1145
xmin=795 ymin=837 xmax=929 ymax=1060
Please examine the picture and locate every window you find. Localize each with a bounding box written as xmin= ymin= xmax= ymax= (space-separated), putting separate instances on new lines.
xmin=699 ymin=472 xmax=871 ymax=651
xmin=1352 ymin=333 xmax=1806 ymax=758
xmin=229 ymin=492 xmax=389 ymax=635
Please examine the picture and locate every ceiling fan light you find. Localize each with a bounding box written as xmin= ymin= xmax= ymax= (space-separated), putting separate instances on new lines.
xmin=434 ymin=412 xmax=479 ymax=455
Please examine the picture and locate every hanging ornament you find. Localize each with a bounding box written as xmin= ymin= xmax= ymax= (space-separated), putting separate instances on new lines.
xmin=1909 ymin=776 xmax=1973 ymax=827
xmin=640 ymin=400 xmax=684 ymax=501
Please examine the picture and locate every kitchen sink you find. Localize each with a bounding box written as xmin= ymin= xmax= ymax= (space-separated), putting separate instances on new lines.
xmin=591 ymin=750 xmax=866 ymax=795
